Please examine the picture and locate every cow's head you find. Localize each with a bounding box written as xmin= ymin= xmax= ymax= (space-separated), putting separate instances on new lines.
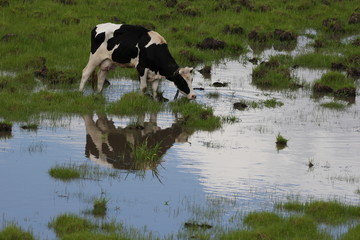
xmin=173 ymin=67 xmax=196 ymax=100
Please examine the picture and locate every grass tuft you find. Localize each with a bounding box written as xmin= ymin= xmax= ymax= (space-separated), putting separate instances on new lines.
xmin=48 ymin=166 xmax=81 ymax=181
xmin=276 ymin=133 xmax=288 ymax=146
xmin=48 ymin=163 xmax=120 ymax=181
xmin=0 ymin=224 xmax=35 ymax=240
xmin=320 ymin=101 xmax=347 ymax=110
xmin=313 ymin=71 xmax=356 ymax=97
xmin=107 ymin=92 xmax=163 ymax=115
xmin=252 ymin=55 xmax=300 ymax=90
xmin=221 ymin=213 xmax=330 ymax=240
xmin=170 ymin=98 xmax=221 ymax=132
xmin=48 ymin=214 xmax=93 ymax=236
xmin=92 ymin=197 xmax=108 ymax=217
xmin=277 ymin=200 xmax=360 ymax=224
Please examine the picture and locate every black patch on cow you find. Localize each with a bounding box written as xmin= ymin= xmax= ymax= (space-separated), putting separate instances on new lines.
xmin=140 ymin=44 xmax=179 ymax=77
xmin=108 ymin=25 xmax=150 ymax=64
xmin=90 ymin=27 xmax=105 ymax=54
xmin=171 ymin=74 xmax=190 ymax=94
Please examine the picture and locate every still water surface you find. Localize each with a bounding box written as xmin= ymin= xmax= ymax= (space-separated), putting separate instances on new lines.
xmin=1 ymin=39 xmax=359 ymax=239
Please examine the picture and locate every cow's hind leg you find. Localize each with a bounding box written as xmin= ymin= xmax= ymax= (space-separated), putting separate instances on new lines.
xmin=139 ymin=68 xmax=149 ymax=95
xmin=79 ymin=53 xmax=104 ymax=92
xmin=97 ymin=59 xmax=113 ymax=92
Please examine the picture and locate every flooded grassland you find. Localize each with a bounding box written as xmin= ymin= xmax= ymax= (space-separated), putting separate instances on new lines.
xmin=1 ymin=32 xmax=360 ymax=239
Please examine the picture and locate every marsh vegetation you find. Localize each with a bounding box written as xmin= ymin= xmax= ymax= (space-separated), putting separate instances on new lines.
xmin=1 ymin=0 xmax=360 ymax=239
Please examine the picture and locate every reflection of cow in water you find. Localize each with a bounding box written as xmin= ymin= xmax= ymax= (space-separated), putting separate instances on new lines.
xmin=83 ymin=114 xmax=190 ymax=170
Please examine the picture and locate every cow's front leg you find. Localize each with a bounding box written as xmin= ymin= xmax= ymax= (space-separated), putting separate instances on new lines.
xmin=139 ymin=68 xmax=149 ymax=95
xmin=97 ymin=59 xmax=113 ymax=92
xmin=151 ymin=79 xmax=160 ymax=100
xmin=79 ymin=53 xmax=106 ymax=92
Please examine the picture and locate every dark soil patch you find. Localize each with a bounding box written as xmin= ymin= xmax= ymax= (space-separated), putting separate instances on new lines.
xmin=273 ymin=29 xmax=297 ymax=41
xmin=248 ymin=30 xmax=267 ymax=42
xmin=313 ymin=39 xmax=324 ymax=48
xmin=313 ymin=83 xmax=356 ymax=97
xmin=0 ymin=122 xmax=12 ymax=132
xmin=164 ymin=0 xmax=177 ymax=8
xmin=0 ymin=0 xmax=9 ymax=7
xmin=331 ymin=62 xmax=347 ymax=71
xmin=196 ymin=38 xmax=225 ymax=50
xmin=258 ymin=4 xmax=271 ymax=12
xmin=1 ymin=33 xmax=16 ymax=42
xmin=248 ymin=57 xmax=260 ymax=64
xmin=238 ymin=0 xmax=255 ymax=11
xmin=53 ymin=0 xmax=76 ymax=5
xmin=223 ymin=24 xmax=244 ymax=35
xmin=322 ymin=18 xmax=344 ymax=32
xmin=179 ymin=7 xmax=201 ymax=17
xmin=313 ymin=83 xmax=334 ymax=94
xmin=352 ymin=38 xmax=360 ymax=46
xmin=349 ymin=12 xmax=360 ymax=24
xmin=213 ymin=82 xmax=228 ymax=87
xmin=263 ymin=58 xmax=280 ymax=69
xmin=179 ymin=50 xmax=200 ymax=63
xmin=0 ymin=79 xmax=8 ymax=89
xmin=198 ymin=65 xmax=211 ymax=79
xmin=184 ymin=222 xmax=212 ymax=229
xmin=347 ymin=67 xmax=360 ymax=77
xmin=334 ymin=88 xmax=356 ymax=97
xmin=233 ymin=101 xmax=248 ymax=110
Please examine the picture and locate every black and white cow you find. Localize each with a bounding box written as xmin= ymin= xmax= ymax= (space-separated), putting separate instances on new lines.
xmin=79 ymin=23 xmax=196 ymax=100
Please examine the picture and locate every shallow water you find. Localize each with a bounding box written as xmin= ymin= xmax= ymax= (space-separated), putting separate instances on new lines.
xmin=1 ymin=40 xmax=360 ymax=239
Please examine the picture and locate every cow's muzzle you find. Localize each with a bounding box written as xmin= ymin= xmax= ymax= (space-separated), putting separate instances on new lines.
xmin=187 ymin=94 xmax=196 ymax=100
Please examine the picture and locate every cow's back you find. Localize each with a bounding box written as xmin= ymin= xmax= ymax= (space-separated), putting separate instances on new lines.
xmin=91 ymin=23 xmax=151 ymax=65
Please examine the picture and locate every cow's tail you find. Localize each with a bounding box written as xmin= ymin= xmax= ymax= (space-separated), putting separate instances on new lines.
xmin=89 ymin=70 xmax=97 ymax=90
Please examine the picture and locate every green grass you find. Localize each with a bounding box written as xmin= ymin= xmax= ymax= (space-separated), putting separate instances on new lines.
xmin=0 ymin=90 xmax=106 ymax=122
xmin=107 ymin=92 xmax=164 ymax=116
xmin=48 ymin=165 xmax=81 ymax=181
xmin=313 ymin=71 xmax=356 ymax=97
xmin=49 ymin=213 xmax=94 ymax=236
xmin=1 ymin=0 xmax=359 ymax=73
xmin=92 ymin=197 xmax=108 ymax=217
xmin=49 ymin=163 xmax=120 ymax=181
xmin=252 ymin=55 xmax=301 ymax=90
xmin=48 ymin=213 xmax=130 ymax=240
xmin=277 ymin=200 xmax=360 ymax=224
xmin=0 ymin=224 xmax=35 ymax=240
xmin=263 ymin=98 xmax=284 ymax=108
xmin=170 ymin=98 xmax=221 ymax=132
xmin=293 ymin=53 xmax=344 ymax=69
xmin=206 ymin=92 xmax=220 ymax=99
xmin=276 ymin=133 xmax=288 ymax=146
xmin=320 ymin=101 xmax=347 ymax=110
xmin=221 ymin=213 xmax=331 ymax=240
xmin=341 ymin=224 xmax=360 ymax=240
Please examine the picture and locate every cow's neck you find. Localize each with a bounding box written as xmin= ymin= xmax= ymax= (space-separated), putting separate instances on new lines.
xmin=161 ymin=63 xmax=179 ymax=78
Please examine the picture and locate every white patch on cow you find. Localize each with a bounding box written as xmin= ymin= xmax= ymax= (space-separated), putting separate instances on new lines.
xmin=95 ymin=23 xmax=122 ymax=41
xmin=145 ymin=31 xmax=167 ymax=48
